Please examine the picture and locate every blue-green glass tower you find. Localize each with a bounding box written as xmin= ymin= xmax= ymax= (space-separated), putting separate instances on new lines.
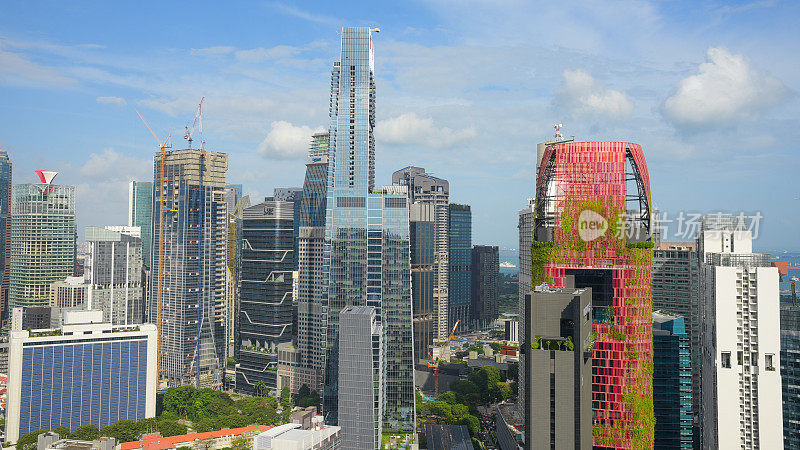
xmin=321 ymin=27 xmax=415 ymax=432
xmin=0 ymin=151 xmax=10 ymax=320
xmin=128 ymin=181 xmax=153 ymax=267
xmin=653 ymin=311 xmax=692 ymax=449
xmin=781 ymin=303 xmax=800 ymax=448
xmin=448 ymin=203 xmax=471 ymax=333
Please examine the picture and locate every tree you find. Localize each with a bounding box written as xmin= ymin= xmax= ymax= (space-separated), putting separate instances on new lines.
xmin=461 ymin=414 xmax=480 ymax=435
xmin=100 ymin=420 xmax=141 ymax=443
xmin=163 ymin=386 xmax=195 ymax=417
xmin=438 ymin=391 xmax=458 ymax=405
xmin=495 ymin=382 xmax=513 ymax=401
xmin=157 ymin=420 xmax=187 ymax=438
xmin=72 ymin=424 xmax=100 ymax=441
xmin=296 ymin=384 xmax=311 ymax=400
xmin=506 ymin=363 xmax=518 ymax=382
xmin=280 ymin=387 xmax=292 ymax=409
xmin=194 ymin=418 xmax=220 ymax=433
xmin=16 ymin=430 xmax=47 ymax=450
xmin=53 ymin=426 xmax=71 ymax=439
xmin=186 ymin=389 xmax=235 ymax=421
xmin=230 ymin=435 xmax=251 ymax=450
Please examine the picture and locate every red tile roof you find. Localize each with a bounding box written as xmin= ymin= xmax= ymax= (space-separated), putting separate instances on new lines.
xmin=120 ymin=425 xmax=271 ymax=450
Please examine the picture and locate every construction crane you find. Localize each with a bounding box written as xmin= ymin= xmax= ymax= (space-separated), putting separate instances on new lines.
xmin=135 ymin=110 xmax=171 ymax=387
xmin=792 ymin=277 xmax=799 ymax=306
xmin=427 ymin=320 xmax=461 ymax=398
xmin=184 ymin=97 xmax=205 ymax=153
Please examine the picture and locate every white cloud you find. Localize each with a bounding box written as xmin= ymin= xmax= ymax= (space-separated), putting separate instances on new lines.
xmin=257 ymin=121 xmax=324 ymax=159
xmin=0 ymin=48 xmax=75 ymax=86
xmin=96 ymin=96 xmax=126 ymax=107
xmin=375 ymin=113 xmax=476 ymax=148
xmin=190 ymin=46 xmax=236 ymax=57
xmin=80 ymin=148 xmax=150 ymax=181
xmin=554 ymin=69 xmax=634 ymax=120
xmin=662 ymin=47 xmax=791 ymax=130
xmin=235 ymin=45 xmax=301 ymax=62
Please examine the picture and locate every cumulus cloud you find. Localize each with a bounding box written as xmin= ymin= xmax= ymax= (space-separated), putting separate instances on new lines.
xmin=80 ymin=148 xmax=150 ymax=181
xmin=554 ymin=69 xmax=634 ymax=120
xmin=375 ymin=113 xmax=476 ymax=148
xmin=96 ymin=96 xmax=126 ymax=106
xmin=662 ymin=47 xmax=791 ymax=130
xmin=257 ymin=121 xmax=324 ymax=159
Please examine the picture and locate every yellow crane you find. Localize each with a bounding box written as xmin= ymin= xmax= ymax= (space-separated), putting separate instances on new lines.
xmin=428 ymin=320 xmax=461 ymax=397
xmin=135 ymin=110 xmax=171 ymax=387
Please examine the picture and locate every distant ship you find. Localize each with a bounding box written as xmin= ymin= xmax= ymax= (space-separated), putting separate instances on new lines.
xmin=500 ymin=261 xmax=517 ymax=269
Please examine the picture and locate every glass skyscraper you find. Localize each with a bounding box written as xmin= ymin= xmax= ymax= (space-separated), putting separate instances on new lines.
xmin=448 ymin=203 xmax=471 ymax=332
xmin=321 ymin=27 xmax=415 ymax=432
xmin=470 ymin=245 xmax=499 ymax=330
xmin=781 ymin=303 xmax=800 ymax=448
xmin=235 ymin=201 xmax=295 ymax=395
xmin=128 ymin=181 xmax=153 ymax=267
xmin=0 ymin=151 xmax=10 ymax=321
xmin=653 ymin=311 xmax=692 ymax=449
xmin=9 ymin=172 xmax=76 ymax=309
xmin=147 ymin=150 xmax=228 ymax=388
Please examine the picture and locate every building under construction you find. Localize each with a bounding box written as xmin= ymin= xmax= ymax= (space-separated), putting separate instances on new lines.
xmin=148 ymin=149 xmax=228 ymax=388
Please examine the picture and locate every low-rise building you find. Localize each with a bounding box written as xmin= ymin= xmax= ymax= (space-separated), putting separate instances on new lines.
xmin=120 ymin=425 xmax=268 ymax=450
xmin=253 ymin=419 xmax=340 ymax=450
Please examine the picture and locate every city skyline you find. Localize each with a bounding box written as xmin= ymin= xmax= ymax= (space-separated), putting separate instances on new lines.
xmin=0 ymin=1 xmax=798 ymax=252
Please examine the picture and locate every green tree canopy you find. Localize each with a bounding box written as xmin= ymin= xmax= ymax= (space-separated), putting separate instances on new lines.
xmin=100 ymin=419 xmax=141 ymax=443
xmin=157 ymin=420 xmax=187 ymax=438
xmin=16 ymin=430 xmax=47 ymax=450
xmin=72 ymin=424 xmax=100 ymax=441
xmin=53 ymin=426 xmax=71 ymax=439
xmin=461 ymin=414 xmax=480 ymax=435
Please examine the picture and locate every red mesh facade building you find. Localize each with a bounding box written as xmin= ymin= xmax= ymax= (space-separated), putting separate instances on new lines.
xmin=531 ymin=141 xmax=654 ymax=449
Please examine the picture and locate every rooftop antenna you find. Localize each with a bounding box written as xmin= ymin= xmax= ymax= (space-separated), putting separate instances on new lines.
xmin=554 ymin=123 xmax=564 ymax=141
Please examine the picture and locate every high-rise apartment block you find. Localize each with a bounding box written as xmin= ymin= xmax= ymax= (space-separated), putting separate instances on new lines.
xmin=652 ymin=242 xmax=701 ymax=441
xmin=50 ymin=276 xmax=88 ymax=308
xmin=0 ymin=151 xmax=11 ymax=321
xmin=522 ymin=284 xmax=592 ymax=449
xmin=393 ymin=167 xmax=449 ymax=343
xmin=128 ymin=181 xmax=153 ymax=268
xmin=532 ymin=141 xmax=654 ymax=448
xmin=652 ymin=311 xmax=692 ymax=449
xmin=9 ymin=171 xmax=76 ymax=309
xmin=448 ymin=203 xmax=471 ymax=333
xmin=4 ymin=311 xmax=157 ymax=443
xmin=781 ymin=302 xmax=800 ymax=448
xmin=148 ymin=150 xmax=228 ymax=388
xmin=471 ymin=245 xmax=499 ymax=330
xmin=338 ymin=306 xmax=383 ymax=450
xmin=699 ymin=216 xmax=783 ymax=449
xmin=85 ymin=226 xmax=143 ymax=325
xmin=235 ymin=201 xmax=295 ymax=395
xmin=320 ymin=27 xmax=415 ymax=431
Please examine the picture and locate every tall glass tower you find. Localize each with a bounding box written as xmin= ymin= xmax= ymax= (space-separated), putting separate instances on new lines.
xmin=321 ymin=27 xmax=415 ymax=432
xmin=128 ymin=181 xmax=153 ymax=267
xmin=0 ymin=151 xmax=10 ymax=320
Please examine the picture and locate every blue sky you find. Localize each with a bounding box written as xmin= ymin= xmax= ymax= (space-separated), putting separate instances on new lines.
xmin=0 ymin=0 xmax=798 ymax=251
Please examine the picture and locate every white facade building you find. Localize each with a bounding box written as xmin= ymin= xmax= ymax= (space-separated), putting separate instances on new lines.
xmin=700 ymin=216 xmax=783 ymax=449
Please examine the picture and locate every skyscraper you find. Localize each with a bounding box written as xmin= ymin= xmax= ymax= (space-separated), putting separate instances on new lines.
xmin=652 ymin=242 xmax=702 ymax=443
xmin=392 ymin=167 xmax=449 ymax=343
xmin=235 ymin=201 xmax=295 ymax=395
xmin=517 ymin=198 xmax=534 ymax=415
xmin=338 ymin=306 xmax=383 ymax=450
xmin=408 ymin=202 xmax=435 ymax=363
xmin=321 ymin=27 xmax=415 ymax=431
xmin=9 ymin=171 xmax=76 ymax=309
xmin=148 ymin=149 xmax=228 ymax=388
xmin=128 ymin=181 xmax=153 ymax=267
xmin=523 ymin=284 xmax=592 ymax=449
xmin=85 ymin=226 xmax=144 ymax=325
xmin=532 ymin=141 xmax=654 ymax=449
xmin=780 ymin=302 xmax=800 ymax=448
xmin=448 ymin=203 xmax=471 ymax=332
xmin=471 ymin=245 xmax=499 ymax=330
xmin=699 ymin=215 xmax=783 ymax=449
xmin=652 ymin=311 xmax=692 ymax=450
xmin=0 ymin=151 xmax=11 ymax=321
xmin=295 ymin=132 xmax=330 ymax=393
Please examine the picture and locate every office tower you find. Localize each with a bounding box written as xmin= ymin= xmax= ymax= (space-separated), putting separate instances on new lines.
xmin=85 ymin=226 xmax=144 ymax=325
xmin=321 ymin=27 xmax=415 ymax=431
xmin=294 ymin=134 xmax=330 ymax=394
xmin=408 ymin=203 xmax=435 ymax=363
xmin=517 ymin=198 xmax=534 ymax=415
xmin=50 ymin=277 xmax=88 ymax=308
xmin=272 ymin=187 xmax=303 ymax=264
xmin=392 ymin=167 xmax=450 ymax=343
xmin=522 ymin=284 xmax=592 ymax=449
xmin=652 ymin=311 xmax=692 ymax=450
xmin=4 ymin=310 xmax=157 ymax=443
xmin=223 ymin=186 xmax=248 ymax=367
xmin=148 ymin=149 xmax=228 ymax=388
xmin=235 ymin=201 xmax=295 ymax=395
xmin=532 ymin=141 xmax=654 ymax=448
xmin=10 ymin=306 xmax=52 ymax=330
xmin=9 ymin=171 xmax=76 ymax=309
xmin=781 ymin=302 xmax=800 ymax=448
xmin=448 ymin=203 xmax=471 ymax=332
xmin=471 ymin=245 xmax=499 ymax=330
xmin=338 ymin=306 xmax=383 ymax=450
xmin=652 ymin=242 xmax=702 ymax=441
xmin=699 ymin=216 xmax=783 ymax=449
xmin=128 ymin=181 xmax=153 ymax=267
xmin=0 ymin=151 xmax=10 ymax=321
xmin=226 ymin=184 xmax=243 ymax=199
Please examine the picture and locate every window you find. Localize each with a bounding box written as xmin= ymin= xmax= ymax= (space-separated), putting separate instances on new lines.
xmin=721 ymin=352 xmax=731 ymax=368
xmin=765 ymin=354 xmax=775 ymax=371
